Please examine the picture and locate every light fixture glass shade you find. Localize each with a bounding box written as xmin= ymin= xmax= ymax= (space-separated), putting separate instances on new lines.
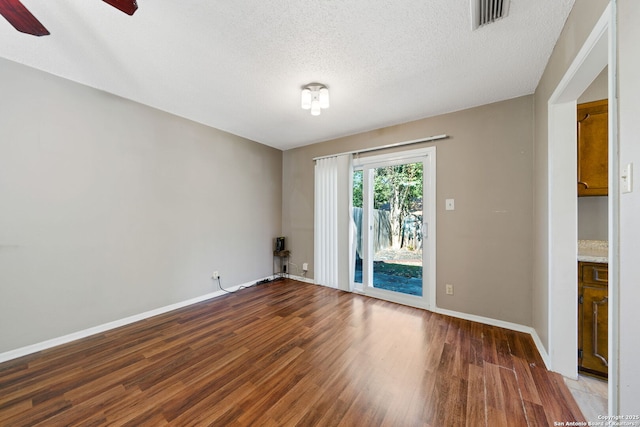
xmin=310 ymin=99 xmax=321 ymax=116
xmin=319 ymin=87 xmax=330 ymax=109
xmin=302 ymin=83 xmax=329 ymax=115
xmin=301 ymin=88 xmax=312 ymax=109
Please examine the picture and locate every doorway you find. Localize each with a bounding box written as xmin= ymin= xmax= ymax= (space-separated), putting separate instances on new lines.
xmin=352 ymin=147 xmax=436 ymax=309
xmin=547 ymin=2 xmax=617 ymax=413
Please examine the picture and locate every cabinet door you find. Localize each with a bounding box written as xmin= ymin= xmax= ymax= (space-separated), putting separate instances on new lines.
xmin=580 ymin=284 xmax=608 ymax=376
xmin=577 ymin=99 xmax=608 ymax=196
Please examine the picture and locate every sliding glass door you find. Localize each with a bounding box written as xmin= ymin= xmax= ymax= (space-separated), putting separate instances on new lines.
xmin=353 ymin=148 xmax=435 ymax=309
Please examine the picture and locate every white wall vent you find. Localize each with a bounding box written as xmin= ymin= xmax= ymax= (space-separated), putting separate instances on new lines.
xmin=471 ymin=0 xmax=510 ymax=30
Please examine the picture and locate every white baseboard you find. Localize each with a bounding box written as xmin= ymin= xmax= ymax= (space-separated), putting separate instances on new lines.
xmin=528 ymin=327 xmax=551 ymax=369
xmin=288 ymin=274 xmax=315 ymax=284
xmin=432 ymin=306 xmax=551 ymax=369
xmin=0 ymin=275 xmax=272 ymax=364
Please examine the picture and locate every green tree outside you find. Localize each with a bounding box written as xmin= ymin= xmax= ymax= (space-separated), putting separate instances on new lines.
xmin=352 ymin=163 xmax=423 ymax=249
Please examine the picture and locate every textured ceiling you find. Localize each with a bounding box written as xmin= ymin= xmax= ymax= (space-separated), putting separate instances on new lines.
xmin=0 ymin=0 xmax=575 ymax=150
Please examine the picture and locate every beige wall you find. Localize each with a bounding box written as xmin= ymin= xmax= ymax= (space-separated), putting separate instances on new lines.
xmin=578 ymin=197 xmax=608 ymax=240
xmin=0 ymin=58 xmax=282 ymax=353
xmin=532 ymin=0 xmax=610 ymax=351
xmin=578 ymin=67 xmax=608 ymax=103
xmin=617 ymin=0 xmax=640 ymax=412
xmin=283 ymin=95 xmax=534 ymax=326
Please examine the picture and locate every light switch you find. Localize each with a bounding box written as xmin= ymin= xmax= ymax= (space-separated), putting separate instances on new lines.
xmin=622 ymin=162 xmax=633 ymax=194
xmin=445 ymin=199 xmax=455 ymax=211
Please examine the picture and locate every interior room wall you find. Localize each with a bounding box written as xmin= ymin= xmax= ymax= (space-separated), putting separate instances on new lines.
xmin=531 ymin=0 xmax=609 ymax=352
xmin=617 ymin=0 xmax=640 ymax=412
xmin=578 ymin=197 xmax=608 ymax=241
xmin=578 ymin=67 xmax=609 ymax=241
xmin=0 ymin=58 xmax=282 ymax=354
xmin=283 ymin=95 xmax=534 ymax=326
xmin=578 ymin=67 xmax=608 ymax=103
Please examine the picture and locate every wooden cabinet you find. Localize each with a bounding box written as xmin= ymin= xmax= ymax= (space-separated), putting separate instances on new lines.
xmin=577 ymin=99 xmax=608 ymax=196
xmin=578 ymin=261 xmax=608 ymax=378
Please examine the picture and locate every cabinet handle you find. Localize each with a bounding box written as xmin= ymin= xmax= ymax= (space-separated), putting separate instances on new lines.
xmin=592 ymin=296 xmax=609 ymax=367
xmin=593 ymin=267 xmax=607 ymax=283
xmin=578 ymin=181 xmax=589 ymax=189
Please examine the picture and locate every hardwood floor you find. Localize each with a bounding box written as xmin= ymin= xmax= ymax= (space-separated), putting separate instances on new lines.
xmin=0 ymin=279 xmax=584 ymax=426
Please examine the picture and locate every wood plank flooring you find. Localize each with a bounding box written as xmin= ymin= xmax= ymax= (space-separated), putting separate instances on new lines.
xmin=0 ymin=279 xmax=585 ymax=426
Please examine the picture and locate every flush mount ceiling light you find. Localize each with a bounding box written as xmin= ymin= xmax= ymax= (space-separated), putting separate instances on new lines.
xmin=301 ymin=84 xmax=330 ymax=116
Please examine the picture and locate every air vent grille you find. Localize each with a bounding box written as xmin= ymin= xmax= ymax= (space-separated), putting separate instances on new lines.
xmin=471 ymin=0 xmax=510 ymax=30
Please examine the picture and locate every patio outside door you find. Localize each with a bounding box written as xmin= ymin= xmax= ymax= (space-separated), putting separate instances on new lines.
xmin=353 ymin=148 xmax=435 ymax=309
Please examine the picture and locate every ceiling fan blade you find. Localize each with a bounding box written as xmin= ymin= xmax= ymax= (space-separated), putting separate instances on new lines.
xmin=102 ymin=0 xmax=138 ymax=16
xmin=0 ymin=0 xmax=49 ymax=36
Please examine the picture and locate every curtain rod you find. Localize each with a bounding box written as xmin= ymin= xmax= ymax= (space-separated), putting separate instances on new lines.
xmin=312 ymin=134 xmax=449 ymax=161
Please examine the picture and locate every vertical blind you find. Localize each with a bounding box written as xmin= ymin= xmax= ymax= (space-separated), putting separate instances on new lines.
xmin=314 ymin=156 xmax=338 ymax=288
xmin=314 ymin=154 xmax=353 ymax=290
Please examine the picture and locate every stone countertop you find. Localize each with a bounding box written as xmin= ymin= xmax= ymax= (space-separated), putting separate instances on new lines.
xmin=578 ymin=240 xmax=608 ymax=263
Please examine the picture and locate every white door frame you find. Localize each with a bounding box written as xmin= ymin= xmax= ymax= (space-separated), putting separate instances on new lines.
xmin=547 ymin=2 xmax=618 ymax=413
xmin=354 ymin=147 xmax=436 ymax=310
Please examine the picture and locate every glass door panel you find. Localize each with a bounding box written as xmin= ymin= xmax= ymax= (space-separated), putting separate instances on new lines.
xmin=370 ymin=162 xmax=423 ymax=297
xmin=352 ymin=170 xmax=363 ymax=287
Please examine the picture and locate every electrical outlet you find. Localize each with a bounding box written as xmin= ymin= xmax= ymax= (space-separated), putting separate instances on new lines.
xmin=212 ymin=271 xmax=219 ymax=279
xmin=302 ymin=263 xmax=308 ymax=271
xmin=445 ymin=284 xmax=454 ymax=295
